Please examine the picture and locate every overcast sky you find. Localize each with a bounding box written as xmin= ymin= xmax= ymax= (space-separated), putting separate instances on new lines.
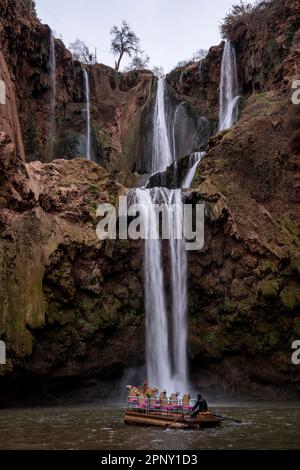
xmin=36 ymin=0 xmax=256 ymax=72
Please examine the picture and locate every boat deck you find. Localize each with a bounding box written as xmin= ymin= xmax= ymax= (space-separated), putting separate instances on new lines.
xmin=124 ymin=410 xmax=221 ymax=429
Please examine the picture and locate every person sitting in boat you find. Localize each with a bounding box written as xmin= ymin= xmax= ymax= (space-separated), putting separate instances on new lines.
xmin=182 ymin=393 xmax=192 ymax=411
xmin=191 ymin=394 xmax=208 ymax=417
xmin=142 ymin=382 xmax=149 ymax=394
xmin=169 ymin=392 xmax=180 ymax=411
xmin=149 ymin=387 xmax=160 ymax=409
xmin=159 ymin=390 xmax=169 ymax=411
xmin=126 ymin=385 xmax=139 ymax=408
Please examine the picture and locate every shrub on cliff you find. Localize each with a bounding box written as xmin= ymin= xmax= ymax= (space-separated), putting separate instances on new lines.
xmin=22 ymin=0 xmax=38 ymax=18
xmin=220 ymin=1 xmax=254 ymax=39
xmin=69 ymin=39 xmax=95 ymax=65
xmin=124 ymin=53 xmax=150 ymax=72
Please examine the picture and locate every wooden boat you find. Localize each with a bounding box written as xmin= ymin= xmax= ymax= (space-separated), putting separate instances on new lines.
xmin=124 ymin=410 xmax=221 ymax=429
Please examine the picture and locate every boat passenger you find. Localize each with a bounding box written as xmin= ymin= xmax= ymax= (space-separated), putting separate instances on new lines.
xmin=191 ymin=394 xmax=208 ymax=417
xmin=126 ymin=386 xmax=139 ymax=408
xmin=142 ymin=382 xmax=149 ymax=394
xmin=182 ymin=393 xmax=192 ymax=411
xmin=149 ymin=387 xmax=160 ymax=409
xmin=138 ymin=390 xmax=148 ymax=409
xmin=159 ymin=390 xmax=169 ymax=411
xmin=169 ymin=393 xmax=180 ymax=411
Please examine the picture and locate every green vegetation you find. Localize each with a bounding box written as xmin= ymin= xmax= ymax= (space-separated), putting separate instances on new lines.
xmin=22 ymin=0 xmax=38 ymax=18
xmin=260 ymin=260 xmax=278 ymax=275
xmin=284 ymin=25 xmax=296 ymax=50
xmin=220 ymin=1 xmax=253 ymax=39
xmin=280 ymin=285 xmax=300 ymax=311
xmin=258 ymin=279 xmax=279 ymax=299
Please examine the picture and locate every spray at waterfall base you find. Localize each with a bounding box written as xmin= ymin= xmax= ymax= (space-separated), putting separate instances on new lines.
xmin=95 ymin=195 xmax=205 ymax=252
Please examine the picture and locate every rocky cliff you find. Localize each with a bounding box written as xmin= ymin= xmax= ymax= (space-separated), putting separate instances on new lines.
xmin=0 ymin=0 xmax=158 ymax=184
xmin=187 ymin=0 xmax=300 ymax=397
xmin=1 ymin=0 xmax=300 ymax=403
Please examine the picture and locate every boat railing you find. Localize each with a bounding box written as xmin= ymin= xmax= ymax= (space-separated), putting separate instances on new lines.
xmin=127 ymin=396 xmax=197 ymax=416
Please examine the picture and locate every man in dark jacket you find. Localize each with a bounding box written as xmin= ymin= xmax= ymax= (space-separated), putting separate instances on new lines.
xmin=191 ymin=394 xmax=208 ymax=417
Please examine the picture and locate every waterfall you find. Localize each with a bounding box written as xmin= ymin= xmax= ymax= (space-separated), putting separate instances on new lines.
xmin=83 ymin=69 xmax=91 ymax=161
xmin=172 ymin=102 xmax=184 ymax=161
xmin=132 ymin=77 xmax=196 ymax=393
xmin=182 ymin=152 xmax=206 ymax=189
xmin=168 ymin=189 xmax=188 ymax=389
xmin=152 ymin=78 xmax=173 ymax=174
xmin=132 ymin=188 xmax=188 ymax=392
xmin=219 ymin=41 xmax=239 ymax=131
xmin=134 ymin=188 xmax=172 ymax=390
xmin=49 ymin=30 xmax=56 ymax=158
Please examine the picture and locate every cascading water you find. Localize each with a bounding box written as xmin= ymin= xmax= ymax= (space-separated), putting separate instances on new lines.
xmin=128 ymin=77 xmax=191 ymax=393
xmin=168 ymin=189 xmax=188 ymax=389
xmin=134 ymin=188 xmax=172 ymax=390
xmin=182 ymin=152 xmax=206 ymax=189
xmin=152 ymin=78 xmax=173 ymax=174
xmin=132 ymin=187 xmax=188 ymax=392
xmin=219 ymin=40 xmax=239 ymax=131
xmin=49 ymin=30 xmax=56 ymax=158
xmin=83 ymin=69 xmax=91 ymax=161
xmin=172 ymin=102 xmax=184 ymax=162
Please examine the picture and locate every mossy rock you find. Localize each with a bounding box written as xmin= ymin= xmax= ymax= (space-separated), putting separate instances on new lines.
xmin=293 ymin=318 xmax=300 ymax=336
xmin=267 ymin=330 xmax=281 ymax=349
xmin=258 ymin=279 xmax=279 ymax=299
xmin=290 ymin=254 xmax=300 ymax=277
xmin=280 ymin=284 xmax=300 ymax=311
xmin=260 ymin=260 xmax=278 ymax=275
xmin=275 ymin=216 xmax=300 ymax=249
xmin=220 ymin=300 xmax=237 ymax=314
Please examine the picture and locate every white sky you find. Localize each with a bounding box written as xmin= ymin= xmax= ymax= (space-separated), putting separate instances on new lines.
xmin=36 ymin=0 xmax=256 ymax=72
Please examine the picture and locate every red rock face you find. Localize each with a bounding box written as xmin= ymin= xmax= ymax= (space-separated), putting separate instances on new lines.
xmin=0 ymin=0 xmax=156 ymax=183
xmin=0 ymin=50 xmax=24 ymax=161
xmin=166 ymin=44 xmax=224 ymax=124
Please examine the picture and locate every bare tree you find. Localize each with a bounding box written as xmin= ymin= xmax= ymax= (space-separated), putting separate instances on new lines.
xmin=125 ymin=53 xmax=150 ymax=71
xmin=152 ymin=66 xmax=164 ymax=78
xmin=69 ymin=39 xmax=95 ymax=65
xmin=192 ymin=49 xmax=208 ymax=62
xmin=111 ymin=21 xmax=141 ymax=71
xmin=175 ymin=59 xmax=192 ymax=69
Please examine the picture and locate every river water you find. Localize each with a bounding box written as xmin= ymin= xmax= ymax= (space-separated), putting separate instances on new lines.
xmin=0 ymin=403 xmax=299 ymax=450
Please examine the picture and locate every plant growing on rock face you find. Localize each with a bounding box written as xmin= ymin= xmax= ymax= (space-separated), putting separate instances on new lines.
xmin=152 ymin=66 xmax=164 ymax=78
xmin=110 ymin=21 xmax=142 ymax=71
xmin=220 ymin=1 xmax=253 ymax=39
xmin=192 ymin=49 xmax=208 ymax=62
xmin=124 ymin=53 xmax=150 ymax=72
xmin=69 ymin=39 xmax=95 ymax=65
xmin=22 ymin=0 xmax=38 ymax=18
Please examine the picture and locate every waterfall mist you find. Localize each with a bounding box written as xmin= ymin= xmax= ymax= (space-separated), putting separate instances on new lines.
xmin=219 ymin=41 xmax=239 ymax=131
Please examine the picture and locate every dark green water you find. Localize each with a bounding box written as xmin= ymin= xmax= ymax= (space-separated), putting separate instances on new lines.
xmin=0 ymin=403 xmax=299 ymax=450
